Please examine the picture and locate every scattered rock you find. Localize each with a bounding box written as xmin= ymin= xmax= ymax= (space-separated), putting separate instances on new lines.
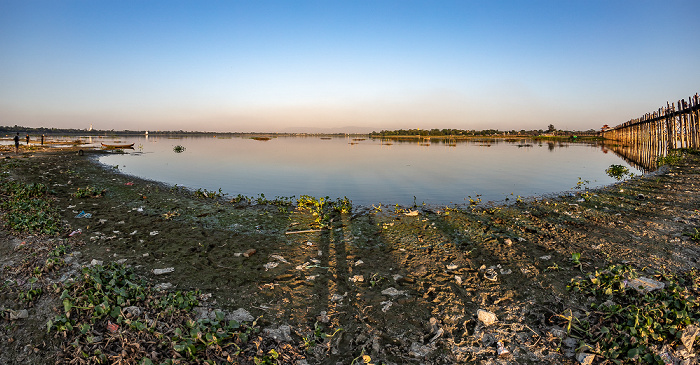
xmin=381 ymin=287 xmax=406 ymax=297
xmin=318 ymin=311 xmax=329 ymax=323
xmin=354 ymin=259 xmax=364 ymax=266
xmin=263 ymin=262 xmax=279 ymax=270
xmin=550 ymin=327 xmax=566 ymax=339
xmin=477 ymin=309 xmax=497 ymax=326
xmin=381 ymin=301 xmax=393 ymax=312
xmin=243 ymin=249 xmax=256 ymax=257
xmin=349 ymin=275 xmax=364 ymax=283
xmin=576 ymin=352 xmax=595 ymax=365
xmin=330 ymin=293 xmax=346 ymax=302
xmin=123 ymin=306 xmax=141 ymax=318
xmin=446 ymin=263 xmax=458 ymax=270
xmin=270 ymin=254 xmax=288 ymax=263
xmin=154 ymin=282 xmax=173 ymax=290
xmin=89 ymin=259 xmax=103 ymax=266
xmin=153 ymin=267 xmax=174 ymax=275
xmin=455 ymin=275 xmax=463 ymax=285
xmin=227 ymin=308 xmax=254 ymax=323
xmin=264 ymin=325 xmax=292 ymax=342
xmin=484 ymin=268 xmax=497 ymax=282
xmin=539 ymin=255 xmax=552 ymax=260
xmin=9 ymin=309 xmax=29 ymax=320
xmin=627 ymin=276 xmax=665 ymax=293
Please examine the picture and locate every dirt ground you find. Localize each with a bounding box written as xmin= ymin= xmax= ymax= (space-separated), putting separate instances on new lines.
xmin=0 ymin=145 xmax=699 ymax=364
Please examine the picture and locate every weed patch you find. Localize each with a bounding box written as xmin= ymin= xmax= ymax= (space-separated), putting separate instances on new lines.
xmin=72 ymin=186 xmax=106 ymax=198
xmin=46 ymin=263 xmax=299 ymax=364
xmin=567 ymin=264 xmax=700 ymax=363
xmin=0 ymin=180 xmax=62 ymax=235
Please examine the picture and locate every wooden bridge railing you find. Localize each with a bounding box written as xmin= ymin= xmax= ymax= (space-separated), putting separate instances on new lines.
xmin=601 ymin=93 xmax=700 ymax=159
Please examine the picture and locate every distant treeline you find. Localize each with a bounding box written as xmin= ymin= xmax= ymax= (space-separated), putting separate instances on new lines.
xmin=0 ymin=125 xmax=373 ymax=137
xmin=369 ymin=128 xmax=598 ymax=137
xmin=0 ymin=125 xmax=218 ymax=136
xmin=1 ymin=125 xmax=599 ymax=137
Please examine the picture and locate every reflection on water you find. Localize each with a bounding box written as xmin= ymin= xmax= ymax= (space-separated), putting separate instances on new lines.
xmin=95 ymin=136 xmax=645 ymax=207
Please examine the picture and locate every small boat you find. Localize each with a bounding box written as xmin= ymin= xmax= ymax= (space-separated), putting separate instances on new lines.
xmin=101 ymin=143 xmax=134 ymax=149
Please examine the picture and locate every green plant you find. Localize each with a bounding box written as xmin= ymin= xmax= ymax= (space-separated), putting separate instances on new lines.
xmin=657 ymin=149 xmax=684 ymax=166
xmin=567 ymin=265 xmax=700 ymax=363
xmin=570 ymin=252 xmax=582 ymax=272
xmin=173 ymin=145 xmax=186 ymax=153
xmin=605 ymin=164 xmax=633 ymax=181
xmin=0 ymin=181 xmax=61 ymax=234
xmin=19 ymin=277 xmax=43 ymax=303
xmin=684 ymin=228 xmax=700 ymax=242
xmin=296 ymin=195 xmax=352 ymax=228
xmin=194 ymin=187 xmax=224 ymax=199
xmin=72 ymin=186 xmax=106 ymax=198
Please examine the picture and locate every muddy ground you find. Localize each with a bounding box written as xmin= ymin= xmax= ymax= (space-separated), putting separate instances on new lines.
xmin=0 ymin=145 xmax=699 ymax=364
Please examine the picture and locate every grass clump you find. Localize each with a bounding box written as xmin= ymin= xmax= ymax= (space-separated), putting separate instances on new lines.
xmin=566 ymin=264 xmax=700 ymax=363
xmin=72 ymin=185 xmax=106 ymax=198
xmin=296 ymin=195 xmax=352 ymax=228
xmin=47 ymin=262 xmax=286 ymax=364
xmin=0 ymin=180 xmax=62 ymax=235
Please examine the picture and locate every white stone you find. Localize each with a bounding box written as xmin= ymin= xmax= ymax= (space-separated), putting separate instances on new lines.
xmin=477 ymin=309 xmax=497 ymax=326
xmin=263 ymin=262 xmax=279 ymax=271
xmin=9 ymin=309 xmax=28 ymax=320
xmin=349 ymin=275 xmax=364 ymax=283
xmin=627 ymin=276 xmax=665 ymax=293
xmin=153 ymin=267 xmax=174 ymax=275
xmin=576 ymin=353 xmax=595 ymax=365
xmin=227 ymin=308 xmax=254 ymax=323
xmin=381 ymin=287 xmax=406 ymax=297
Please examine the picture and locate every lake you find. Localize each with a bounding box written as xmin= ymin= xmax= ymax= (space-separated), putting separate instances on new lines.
xmin=90 ymin=135 xmax=643 ymax=207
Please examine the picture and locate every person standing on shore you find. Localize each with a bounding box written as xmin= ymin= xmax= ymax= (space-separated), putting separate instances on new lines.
xmin=41 ymin=134 xmax=45 ymax=145
xmin=26 ymin=134 xmax=30 ymax=145
xmin=14 ymin=133 xmax=20 ymax=154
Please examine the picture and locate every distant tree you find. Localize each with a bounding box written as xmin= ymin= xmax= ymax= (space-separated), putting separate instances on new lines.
xmin=547 ymin=124 xmax=556 ymax=133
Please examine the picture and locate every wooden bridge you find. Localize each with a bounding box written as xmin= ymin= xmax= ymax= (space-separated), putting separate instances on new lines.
xmin=601 ymin=93 xmax=700 ymax=149
xmin=601 ymin=92 xmax=700 ymax=170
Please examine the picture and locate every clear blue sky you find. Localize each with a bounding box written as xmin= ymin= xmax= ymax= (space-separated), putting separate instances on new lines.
xmin=1 ymin=0 xmax=698 ymax=133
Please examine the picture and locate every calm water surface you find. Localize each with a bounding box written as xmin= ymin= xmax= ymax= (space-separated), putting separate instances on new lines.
xmin=95 ymin=136 xmax=642 ymax=207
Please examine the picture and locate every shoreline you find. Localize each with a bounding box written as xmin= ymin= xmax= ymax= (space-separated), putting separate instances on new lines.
xmin=1 ymin=146 xmax=699 ymax=364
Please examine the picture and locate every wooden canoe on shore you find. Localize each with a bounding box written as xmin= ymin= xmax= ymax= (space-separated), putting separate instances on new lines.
xmin=101 ymin=143 xmax=134 ymax=149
